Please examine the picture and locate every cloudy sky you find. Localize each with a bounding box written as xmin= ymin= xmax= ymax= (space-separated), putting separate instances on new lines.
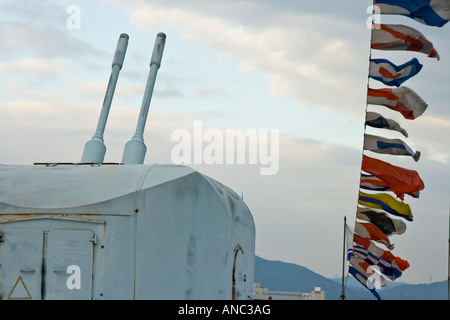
xmin=1 ymin=0 xmax=449 ymax=286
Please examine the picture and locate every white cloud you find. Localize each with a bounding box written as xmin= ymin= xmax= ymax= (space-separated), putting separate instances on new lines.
xmin=66 ymin=81 xmax=144 ymax=98
xmin=121 ymin=0 xmax=369 ymax=114
xmin=406 ymin=115 xmax=450 ymax=163
xmin=0 ymin=58 xmax=68 ymax=74
xmin=0 ymin=1 xmax=104 ymax=60
xmin=128 ymin=4 xmax=228 ymax=41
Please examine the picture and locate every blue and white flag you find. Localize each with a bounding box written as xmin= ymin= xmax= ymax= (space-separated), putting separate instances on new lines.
xmin=348 ymin=265 xmax=382 ymax=300
xmin=369 ymin=58 xmax=423 ymax=87
xmin=364 ymin=134 xmax=421 ymax=161
xmin=375 ymin=0 xmax=450 ymax=27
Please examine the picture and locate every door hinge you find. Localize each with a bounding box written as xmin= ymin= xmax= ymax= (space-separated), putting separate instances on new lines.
xmin=90 ymin=234 xmax=97 ymax=245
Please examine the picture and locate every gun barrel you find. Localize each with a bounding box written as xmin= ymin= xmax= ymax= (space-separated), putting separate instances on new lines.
xmin=81 ymin=33 xmax=129 ymax=163
xmin=121 ymin=33 xmax=166 ymax=164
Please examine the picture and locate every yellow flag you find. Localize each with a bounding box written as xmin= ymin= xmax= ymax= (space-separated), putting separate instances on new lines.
xmin=358 ymin=191 xmax=413 ymax=221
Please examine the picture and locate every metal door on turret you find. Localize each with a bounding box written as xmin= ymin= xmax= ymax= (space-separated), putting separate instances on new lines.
xmin=0 ymin=229 xmax=43 ymax=300
xmin=44 ymin=230 xmax=94 ymax=300
xmin=0 ymin=228 xmax=95 ymax=300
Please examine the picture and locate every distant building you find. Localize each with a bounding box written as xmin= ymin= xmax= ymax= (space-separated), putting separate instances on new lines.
xmin=253 ymin=283 xmax=326 ymax=300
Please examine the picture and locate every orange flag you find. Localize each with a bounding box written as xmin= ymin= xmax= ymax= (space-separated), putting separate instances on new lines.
xmin=361 ymin=155 xmax=424 ymax=201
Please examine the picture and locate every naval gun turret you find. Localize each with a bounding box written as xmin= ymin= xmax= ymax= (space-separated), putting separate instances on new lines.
xmin=0 ymin=33 xmax=255 ymax=300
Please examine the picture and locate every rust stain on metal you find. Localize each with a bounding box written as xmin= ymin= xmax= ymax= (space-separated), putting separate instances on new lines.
xmin=0 ymin=214 xmax=107 ymax=231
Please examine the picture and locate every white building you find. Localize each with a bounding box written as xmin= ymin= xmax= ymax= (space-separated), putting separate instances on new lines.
xmin=253 ymin=283 xmax=326 ymax=300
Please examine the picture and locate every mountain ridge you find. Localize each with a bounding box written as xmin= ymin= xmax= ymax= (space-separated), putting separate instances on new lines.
xmin=254 ymin=255 xmax=448 ymax=300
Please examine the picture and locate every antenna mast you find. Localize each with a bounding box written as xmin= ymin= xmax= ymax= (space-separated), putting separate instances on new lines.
xmin=339 ymin=216 xmax=347 ymax=300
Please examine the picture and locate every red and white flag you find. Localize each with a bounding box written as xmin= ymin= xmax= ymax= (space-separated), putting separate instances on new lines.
xmin=355 ymin=222 xmax=395 ymax=250
xmin=367 ymin=86 xmax=428 ymax=120
xmin=372 ymin=24 xmax=439 ymax=59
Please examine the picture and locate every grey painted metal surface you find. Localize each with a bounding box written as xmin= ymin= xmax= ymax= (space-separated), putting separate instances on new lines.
xmin=81 ymin=33 xmax=129 ymax=163
xmin=0 ymin=164 xmax=255 ymax=299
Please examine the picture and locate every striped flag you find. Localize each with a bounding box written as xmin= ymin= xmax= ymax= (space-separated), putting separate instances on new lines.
xmin=352 ymin=244 xmax=406 ymax=281
xmin=353 ymin=234 xmax=410 ymax=271
xmin=360 ymin=173 xmax=390 ymax=192
xmin=369 ymin=58 xmax=423 ymax=87
xmin=371 ymin=24 xmax=439 ymax=59
xmin=362 ymin=155 xmax=424 ymax=200
xmin=360 ymin=173 xmax=420 ymax=198
xmin=374 ymin=0 xmax=450 ymax=27
xmin=357 ymin=206 xmax=407 ymax=236
xmin=358 ymin=191 xmax=413 ymax=221
xmin=367 ymin=86 xmax=428 ymax=120
xmin=364 ymin=133 xmax=421 ymax=161
xmin=365 ymin=111 xmax=408 ymax=138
